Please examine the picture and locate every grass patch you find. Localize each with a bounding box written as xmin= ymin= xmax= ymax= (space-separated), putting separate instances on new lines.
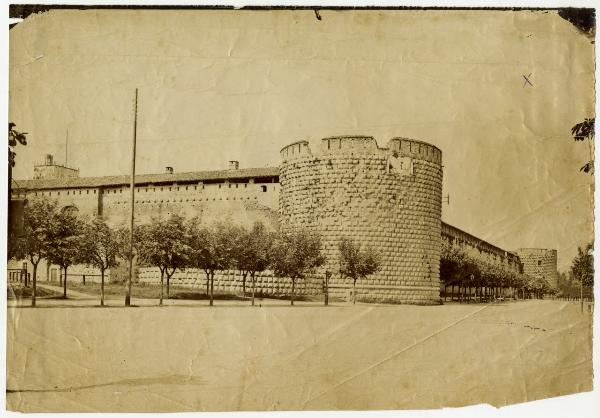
xmin=64 ymin=282 xmax=321 ymax=302
xmin=252 ymin=292 xmax=316 ymax=302
xmin=7 ymin=284 xmax=62 ymax=300
xmin=66 ymin=282 xmax=251 ymax=301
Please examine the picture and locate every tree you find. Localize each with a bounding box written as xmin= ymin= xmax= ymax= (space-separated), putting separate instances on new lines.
xmin=440 ymin=243 xmax=466 ymax=299
xmin=136 ymin=214 xmax=191 ymax=305
xmin=231 ymin=221 xmax=274 ymax=306
xmin=8 ymin=123 xmax=28 ymax=232
xmin=79 ymin=217 xmax=123 ymax=306
xmin=558 ymin=271 xmax=568 ymax=288
xmin=338 ymin=237 xmax=380 ymax=304
xmin=8 ymin=123 xmax=27 ymax=168
xmin=571 ymin=242 xmax=594 ymax=312
xmin=228 ymin=224 xmax=251 ymax=296
xmin=571 ymin=118 xmax=595 ymax=174
xmin=46 ymin=207 xmax=84 ymax=299
xmin=271 ymin=230 xmax=326 ymax=306
xmin=439 ymin=244 xmax=482 ymax=302
xmin=10 ymin=197 xmax=56 ymax=307
xmin=188 ymin=220 xmax=235 ymax=306
xmin=571 ymin=242 xmax=594 ymax=287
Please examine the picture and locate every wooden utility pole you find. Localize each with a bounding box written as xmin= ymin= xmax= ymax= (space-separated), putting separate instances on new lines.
xmin=125 ymin=88 xmax=138 ymax=307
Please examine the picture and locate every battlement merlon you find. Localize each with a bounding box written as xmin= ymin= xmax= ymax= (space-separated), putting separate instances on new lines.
xmin=387 ymin=137 xmax=442 ymax=165
xmin=319 ymin=135 xmax=379 ymax=155
xmin=280 ymin=136 xmax=442 ymax=165
xmin=280 ymin=140 xmax=312 ymax=161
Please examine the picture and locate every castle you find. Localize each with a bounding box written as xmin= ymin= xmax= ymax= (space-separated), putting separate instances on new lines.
xmin=9 ymin=135 xmax=556 ymax=303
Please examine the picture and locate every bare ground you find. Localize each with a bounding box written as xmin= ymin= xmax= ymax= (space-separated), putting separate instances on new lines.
xmin=5 ymin=299 xmax=593 ymax=412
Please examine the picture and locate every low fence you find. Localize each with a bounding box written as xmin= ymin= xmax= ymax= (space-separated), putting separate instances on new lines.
xmin=552 ymin=295 xmax=594 ymax=302
xmin=7 ymin=269 xmax=30 ymax=285
xmin=137 ymin=267 xmax=325 ymax=297
xmin=8 ymin=269 xmax=107 ymax=287
xmin=64 ymin=273 xmax=104 ymax=285
xmin=441 ymin=284 xmax=519 ymax=302
xmin=135 ymin=268 xmax=408 ymax=302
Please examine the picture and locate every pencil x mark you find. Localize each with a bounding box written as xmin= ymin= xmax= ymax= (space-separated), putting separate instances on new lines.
xmin=522 ymin=73 xmax=533 ymax=87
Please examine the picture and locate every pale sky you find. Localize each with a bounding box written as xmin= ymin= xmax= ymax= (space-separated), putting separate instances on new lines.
xmin=9 ymin=9 xmax=595 ymax=270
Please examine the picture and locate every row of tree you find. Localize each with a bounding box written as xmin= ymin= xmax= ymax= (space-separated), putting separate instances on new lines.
xmin=558 ymin=242 xmax=594 ymax=310
xmin=8 ymin=198 xmax=116 ymax=306
xmin=441 ymin=240 xmax=595 ymax=303
xmin=9 ymin=196 xmax=381 ymax=307
xmin=12 ymin=196 xmax=594 ymax=307
xmin=440 ymin=242 xmax=553 ymax=301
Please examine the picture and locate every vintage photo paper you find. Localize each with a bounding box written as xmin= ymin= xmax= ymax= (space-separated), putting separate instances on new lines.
xmin=5 ymin=4 xmax=597 ymax=414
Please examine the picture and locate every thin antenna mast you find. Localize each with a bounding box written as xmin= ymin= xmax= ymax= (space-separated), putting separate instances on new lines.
xmin=65 ymin=129 xmax=68 ymax=166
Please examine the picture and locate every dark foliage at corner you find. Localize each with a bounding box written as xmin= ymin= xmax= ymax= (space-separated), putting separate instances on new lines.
xmin=558 ymin=8 xmax=595 ymax=38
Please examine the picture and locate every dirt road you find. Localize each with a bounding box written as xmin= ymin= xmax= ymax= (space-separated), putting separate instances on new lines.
xmin=6 ymin=300 xmax=593 ymax=412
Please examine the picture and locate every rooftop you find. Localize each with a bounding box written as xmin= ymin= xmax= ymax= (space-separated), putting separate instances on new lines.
xmin=12 ymin=166 xmax=280 ymax=191
xmin=441 ymin=222 xmax=520 ymax=260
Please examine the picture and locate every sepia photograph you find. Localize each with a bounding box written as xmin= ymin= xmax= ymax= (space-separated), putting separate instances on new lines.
xmin=4 ymin=2 xmax=597 ymax=414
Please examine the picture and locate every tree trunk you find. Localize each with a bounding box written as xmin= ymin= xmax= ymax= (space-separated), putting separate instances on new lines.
xmin=243 ymin=273 xmax=247 ymax=296
xmin=167 ymin=273 xmax=170 ymax=300
xmin=63 ymin=266 xmax=68 ymax=298
xmin=205 ymin=272 xmax=210 ymax=296
xmin=209 ymin=272 xmax=214 ymax=306
xmin=580 ymin=279 xmax=584 ymax=313
xmin=291 ymin=278 xmax=295 ymax=306
xmin=353 ymin=278 xmax=357 ymax=305
xmin=251 ymin=272 xmax=256 ymax=306
xmin=31 ymin=263 xmax=38 ymax=307
xmin=160 ymin=269 xmax=164 ymax=306
xmin=100 ymin=269 xmax=105 ymax=307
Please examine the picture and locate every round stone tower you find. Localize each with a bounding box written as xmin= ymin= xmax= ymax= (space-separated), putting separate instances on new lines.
xmin=279 ymin=135 xmax=443 ymax=304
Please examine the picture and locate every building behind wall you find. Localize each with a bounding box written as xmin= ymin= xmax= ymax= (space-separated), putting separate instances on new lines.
xmin=9 ymin=160 xmax=281 ymax=286
xmin=33 ymin=154 xmax=79 ymax=180
xmin=12 ymin=162 xmax=280 ymax=228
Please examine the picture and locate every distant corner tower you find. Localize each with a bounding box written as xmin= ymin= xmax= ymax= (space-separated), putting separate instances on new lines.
xmin=279 ymin=135 xmax=443 ymax=304
xmin=33 ymin=154 xmax=79 ymax=180
xmin=515 ymin=248 xmax=559 ymax=289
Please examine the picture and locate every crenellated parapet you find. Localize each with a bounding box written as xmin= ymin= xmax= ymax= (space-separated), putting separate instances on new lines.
xmin=280 ymin=135 xmax=442 ymax=165
xmin=319 ymin=135 xmax=382 ymax=155
xmin=387 ymin=137 xmax=442 ymax=165
xmin=280 ymin=140 xmax=312 ymax=161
